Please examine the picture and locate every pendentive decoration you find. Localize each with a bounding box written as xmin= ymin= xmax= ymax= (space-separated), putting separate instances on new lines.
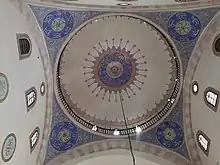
xmin=167 ymin=12 xmax=201 ymax=42
xmin=50 ymin=122 xmax=78 ymax=151
xmin=0 ymin=73 xmax=9 ymax=103
xmin=1 ymin=133 xmax=16 ymax=162
xmin=43 ymin=10 xmax=74 ymax=39
xmin=83 ymin=38 xmax=147 ymax=102
xmin=156 ymin=121 xmax=183 ymax=148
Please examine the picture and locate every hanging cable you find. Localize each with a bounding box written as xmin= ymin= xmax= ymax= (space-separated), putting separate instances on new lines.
xmin=119 ymin=93 xmax=136 ymax=165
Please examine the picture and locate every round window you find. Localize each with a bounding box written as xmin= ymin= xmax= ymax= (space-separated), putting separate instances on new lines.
xmin=192 ymin=81 xmax=199 ymax=95
xmin=213 ymin=34 xmax=220 ymax=55
xmin=40 ymin=82 xmax=45 ymax=96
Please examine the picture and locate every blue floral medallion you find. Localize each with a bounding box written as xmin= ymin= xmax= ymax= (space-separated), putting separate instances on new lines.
xmin=1 ymin=133 xmax=16 ymax=162
xmin=43 ymin=10 xmax=74 ymax=39
xmin=83 ymin=39 xmax=147 ymax=101
xmin=156 ymin=121 xmax=183 ymax=148
xmin=98 ymin=52 xmax=132 ymax=87
xmin=50 ymin=122 xmax=78 ymax=151
xmin=167 ymin=12 xmax=201 ymax=42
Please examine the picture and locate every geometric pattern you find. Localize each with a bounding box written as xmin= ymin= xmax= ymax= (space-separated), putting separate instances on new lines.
xmin=167 ymin=12 xmax=201 ymax=42
xmin=50 ymin=122 xmax=78 ymax=151
xmin=43 ymin=10 xmax=74 ymax=39
xmin=83 ymin=38 xmax=147 ymax=102
xmin=156 ymin=121 xmax=183 ymax=148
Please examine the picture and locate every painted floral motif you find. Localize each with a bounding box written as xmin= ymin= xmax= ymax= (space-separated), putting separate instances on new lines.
xmin=52 ymin=18 xmax=66 ymax=32
xmin=83 ymin=38 xmax=147 ymax=102
xmin=156 ymin=121 xmax=183 ymax=148
xmin=58 ymin=129 xmax=71 ymax=143
xmin=1 ymin=133 xmax=16 ymax=162
xmin=175 ymin=20 xmax=191 ymax=36
xmin=50 ymin=122 xmax=78 ymax=151
xmin=0 ymin=73 xmax=9 ymax=103
xmin=43 ymin=10 xmax=74 ymax=39
xmin=167 ymin=12 xmax=201 ymax=42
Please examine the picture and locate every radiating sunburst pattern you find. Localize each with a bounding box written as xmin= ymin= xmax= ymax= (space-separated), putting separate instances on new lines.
xmin=82 ymin=38 xmax=147 ymax=102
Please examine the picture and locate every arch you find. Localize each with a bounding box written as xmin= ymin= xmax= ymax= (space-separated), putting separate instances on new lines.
xmin=47 ymin=139 xmax=192 ymax=165
xmin=25 ymin=5 xmax=53 ymax=165
xmin=8 ymin=1 xmax=54 ymax=165
xmin=183 ymin=10 xmax=220 ymax=165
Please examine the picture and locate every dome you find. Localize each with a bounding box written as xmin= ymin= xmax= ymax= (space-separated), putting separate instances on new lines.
xmin=55 ymin=14 xmax=182 ymax=135
xmin=4 ymin=1 xmax=220 ymax=165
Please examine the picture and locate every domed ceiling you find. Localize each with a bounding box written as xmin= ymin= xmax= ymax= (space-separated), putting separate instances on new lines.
xmin=56 ymin=14 xmax=181 ymax=134
xmin=28 ymin=3 xmax=220 ymax=165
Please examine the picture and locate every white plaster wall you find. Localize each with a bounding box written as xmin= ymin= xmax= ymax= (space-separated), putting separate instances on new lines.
xmin=0 ymin=0 xmax=46 ymax=165
xmin=190 ymin=18 xmax=220 ymax=165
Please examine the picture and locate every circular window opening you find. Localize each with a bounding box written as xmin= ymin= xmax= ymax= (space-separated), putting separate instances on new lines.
xmin=213 ymin=34 xmax=220 ymax=56
xmin=40 ymin=82 xmax=45 ymax=96
xmin=215 ymin=38 xmax=220 ymax=52
xmin=192 ymin=81 xmax=199 ymax=95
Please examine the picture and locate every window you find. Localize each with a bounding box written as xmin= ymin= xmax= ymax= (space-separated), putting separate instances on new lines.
xmin=16 ymin=33 xmax=32 ymax=60
xmin=213 ymin=34 xmax=220 ymax=57
xmin=197 ymin=130 xmax=210 ymax=156
xmin=29 ymin=127 xmax=40 ymax=153
xmin=25 ymin=87 xmax=37 ymax=112
xmin=40 ymin=82 xmax=45 ymax=96
xmin=204 ymin=87 xmax=220 ymax=112
xmin=192 ymin=81 xmax=199 ymax=95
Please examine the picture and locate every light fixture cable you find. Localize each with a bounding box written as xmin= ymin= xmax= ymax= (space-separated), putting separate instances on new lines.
xmin=119 ymin=93 xmax=136 ymax=165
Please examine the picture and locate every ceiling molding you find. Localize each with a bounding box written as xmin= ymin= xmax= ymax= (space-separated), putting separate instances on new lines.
xmin=36 ymin=0 xmax=220 ymax=11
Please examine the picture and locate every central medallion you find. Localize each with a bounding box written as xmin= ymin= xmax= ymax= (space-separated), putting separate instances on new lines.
xmin=98 ymin=52 xmax=132 ymax=87
xmin=83 ymin=38 xmax=147 ymax=102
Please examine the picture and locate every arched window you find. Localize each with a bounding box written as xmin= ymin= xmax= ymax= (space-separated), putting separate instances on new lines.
xmin=197 ymin=130 xmax=210 ymax=156
xmin=16 ymin=33 xmax=32 ymax=60
xmin=29 ymin=127 xmax=40 ymax=153
xmin=25 ymin=87 xmax=37 ymax=112
xmin=204 ymin=87 xmax=220 ymax=112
